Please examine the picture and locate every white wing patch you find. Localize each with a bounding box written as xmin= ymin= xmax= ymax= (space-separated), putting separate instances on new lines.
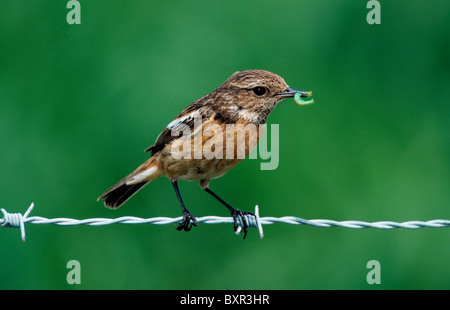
xmin=166 ymin=110 xmax=200 ymax=130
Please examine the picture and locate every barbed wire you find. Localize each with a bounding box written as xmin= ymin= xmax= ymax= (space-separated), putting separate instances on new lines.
xmin=1 ymin=203 xmax=449 ymax=241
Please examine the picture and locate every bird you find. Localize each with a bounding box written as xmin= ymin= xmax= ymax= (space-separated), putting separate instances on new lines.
xmin=97 ymin=69 xmax=313 ymax=238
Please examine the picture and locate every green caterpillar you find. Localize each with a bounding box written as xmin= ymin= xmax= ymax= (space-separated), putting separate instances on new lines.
xmin=294 ymin=91 xmax=314 ymax=106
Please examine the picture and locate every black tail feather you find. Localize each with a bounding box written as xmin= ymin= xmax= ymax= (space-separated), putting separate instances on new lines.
xmin=98 ymin=182 xmax=148 ymax=209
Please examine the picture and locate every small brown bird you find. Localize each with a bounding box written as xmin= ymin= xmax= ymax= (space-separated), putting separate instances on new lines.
xmin=98 ymin=70 xmax=312 ymax=238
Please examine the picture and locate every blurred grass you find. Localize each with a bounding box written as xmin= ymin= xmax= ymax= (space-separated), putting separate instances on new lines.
xmin=0 ymin=0 xmax=449 ymax=289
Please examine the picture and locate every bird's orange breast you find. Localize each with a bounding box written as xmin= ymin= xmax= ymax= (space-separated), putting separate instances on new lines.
xmin=156 ymin=118 xmax=264 ymax=181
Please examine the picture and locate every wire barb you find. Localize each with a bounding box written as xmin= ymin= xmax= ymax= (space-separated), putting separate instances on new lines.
xmin=1 ymin=202 xmax=34 ymax=241
xmin=1 ymin=203 xmax=449 ymax=242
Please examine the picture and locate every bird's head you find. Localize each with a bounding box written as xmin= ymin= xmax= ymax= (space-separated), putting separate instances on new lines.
xmin=218 ymin=69 xmax=311 ymax=109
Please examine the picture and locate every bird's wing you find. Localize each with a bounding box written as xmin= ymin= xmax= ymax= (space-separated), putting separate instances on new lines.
xmin=145 ymin=101 xmax=213 ymax=155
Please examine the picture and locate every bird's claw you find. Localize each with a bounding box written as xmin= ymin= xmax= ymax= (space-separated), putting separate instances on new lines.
xmin=231 ymin=209 xmax=254 ymax=239
xmin=176 ymin=211 xmax=198 ymax=232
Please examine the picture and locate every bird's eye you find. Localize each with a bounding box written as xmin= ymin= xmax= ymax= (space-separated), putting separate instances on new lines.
xmin=252 ymin=87 xmax=267 ymax=96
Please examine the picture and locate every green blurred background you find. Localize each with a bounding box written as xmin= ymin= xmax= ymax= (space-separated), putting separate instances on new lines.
xmin=1 ymin=0 xmax=449 ymax=290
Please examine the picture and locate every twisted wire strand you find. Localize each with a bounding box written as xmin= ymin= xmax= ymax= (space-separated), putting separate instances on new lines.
xmin=1 ymin=203 xmax=449 ymax=242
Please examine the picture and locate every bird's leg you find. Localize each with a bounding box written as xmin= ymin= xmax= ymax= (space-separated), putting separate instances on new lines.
xmin=204 ymin=187 xmax=254 ymax=239
xmin=172 ymin=181 xmax=197 ymax=231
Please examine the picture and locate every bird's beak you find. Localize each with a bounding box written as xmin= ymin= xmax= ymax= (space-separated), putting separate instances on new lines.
xmin=277 ymin=87 xmax=313 ymax=99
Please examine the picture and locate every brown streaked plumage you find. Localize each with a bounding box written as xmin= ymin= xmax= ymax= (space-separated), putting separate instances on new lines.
xmin=98 ymin=69 xmax=312 ymax=238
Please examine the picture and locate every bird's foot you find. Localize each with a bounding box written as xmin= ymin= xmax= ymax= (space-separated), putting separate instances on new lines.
xmin=176 ymin=210 xmax=198 ymax=232
xmin=230 ymin=208 xmax=255 ymax=239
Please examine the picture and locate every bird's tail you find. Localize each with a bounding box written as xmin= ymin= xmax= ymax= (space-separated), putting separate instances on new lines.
xmin=97 ymin=156 xmax=163 ymax=209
